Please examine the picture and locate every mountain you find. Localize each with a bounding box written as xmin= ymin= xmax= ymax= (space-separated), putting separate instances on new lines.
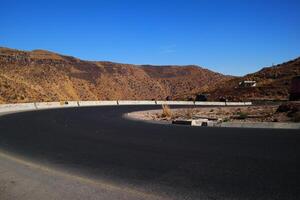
xmin=0 ymin=47 xmax=230 ymax=103
xmin=207 ymin=57 xmax=300 ymax=101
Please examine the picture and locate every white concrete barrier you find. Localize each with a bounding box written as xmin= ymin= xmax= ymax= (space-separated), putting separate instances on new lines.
xmin=63 ymin=101 xmax=79 ymax=107
xmin=78 ymin=101 xmax=118 ymax=107
xmin=117 ymin=100 xmax=157 ymax=105
xmin=35 ymin=101 xmax=78 ymax=109
xmin=0 ymin=103 xmax=36 ymax=114
xmin=225 ymin=102 xmax=246 ymax=106
xmin=244 ymin=102 xmax=252 ymax=106
xmin=156 ymin=101 xmax=195 ymax=105
xmin=0 ymin=101 xmax=254 ymax=116
xmin=194 ymin=102 xmax=226 ymax=106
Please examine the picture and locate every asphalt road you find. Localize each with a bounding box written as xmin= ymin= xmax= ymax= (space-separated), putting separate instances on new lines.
xmin=0 ymin=105 xmax=300 ymax=200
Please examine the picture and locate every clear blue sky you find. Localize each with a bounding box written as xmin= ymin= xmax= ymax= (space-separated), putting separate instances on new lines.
xmin=1 ymin=0 xmax=300 ymax=75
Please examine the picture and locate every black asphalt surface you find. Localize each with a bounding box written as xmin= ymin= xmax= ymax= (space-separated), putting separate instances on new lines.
xmin=0 ymin=105 xmax=300 ymax=199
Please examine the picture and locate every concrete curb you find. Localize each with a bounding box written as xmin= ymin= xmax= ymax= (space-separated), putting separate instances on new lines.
xmin=219 ymin=122 xmax=300 ymax=129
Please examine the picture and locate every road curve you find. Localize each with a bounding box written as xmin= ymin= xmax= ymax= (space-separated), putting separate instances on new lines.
xmin=0 ymin=105 xmax=300 ymax=200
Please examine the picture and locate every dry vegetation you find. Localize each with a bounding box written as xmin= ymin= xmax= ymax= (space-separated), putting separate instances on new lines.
xmin=161 ymin=104 xmax=172 ymax=118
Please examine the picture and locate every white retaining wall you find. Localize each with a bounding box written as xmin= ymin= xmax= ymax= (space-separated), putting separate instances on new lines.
xmin=0 ymin=101 xmax=253 ymax=115
xmin=78 ymin=101 xmax=118 ymax=107
xmin=117 ymin=100 xmax=156 ymax=105
xmin=0 ymin=103 xmax=36 ymax=114
xmin=35 ymin=101 xmax=78 ymax=109
xmin=156 ymin=101 xmax=195 ymax=105
xmin=194 ymin=102 xmax=226 ymax=106
xmin=225 ymin=102 xmax=246 ymax=106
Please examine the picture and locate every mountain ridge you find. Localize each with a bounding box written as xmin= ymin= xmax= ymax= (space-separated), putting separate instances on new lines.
xmin=0 ymin=47 xmax=231 ymax=103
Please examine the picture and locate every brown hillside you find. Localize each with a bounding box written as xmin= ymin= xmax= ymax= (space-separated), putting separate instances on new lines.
xmin=208 ymin=57 xmax=300 ymax=101
xmin=141 ymin=65 xmax=229 ymax=99
xmin=0 ymin=47 xmax=230 ymax=103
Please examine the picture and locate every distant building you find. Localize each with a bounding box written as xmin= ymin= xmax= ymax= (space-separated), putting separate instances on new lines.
xmin=239 ymin=80 xmax=257 ymax=88
xmin=289 ymin=76 xmax=300 ymax=101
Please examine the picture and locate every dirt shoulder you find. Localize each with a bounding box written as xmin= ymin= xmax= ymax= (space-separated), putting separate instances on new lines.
xmin=128 ymin=103 xmax=300 ymax=124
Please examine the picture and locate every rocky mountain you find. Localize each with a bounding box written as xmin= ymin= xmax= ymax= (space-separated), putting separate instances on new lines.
xmin=0 ymin=47 xmax=230 ymax=103
xmin=207 ymin=57 xmax=300 ymax=101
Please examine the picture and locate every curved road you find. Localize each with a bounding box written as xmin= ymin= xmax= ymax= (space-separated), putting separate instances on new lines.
xmin=0 ymin=105 xmax=300 ymax=200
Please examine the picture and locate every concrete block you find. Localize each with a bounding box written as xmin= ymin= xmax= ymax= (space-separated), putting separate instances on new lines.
xmin=172 ymin=119 xmax=216 ymax=127
xmin=172 ymin=120 xmax=194 ymax=125
xmin=191 ymin=119 xmax=208 ymax=126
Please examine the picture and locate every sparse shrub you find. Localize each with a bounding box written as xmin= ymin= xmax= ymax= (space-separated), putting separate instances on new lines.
xmin=184 ymin=109 xmax=193 ymax=119
xmin=237 ymin=112 xmax=248 ymax=119
xmin=161 ymin=104 xmax=172 ymax=118
xmin=292 ymin=112 xmax=300 ymax=122
xmin=223 ymin=118 xmax=229 ymax=122
xmin=278 ymin=103 xmax=300 ymax=121
xmin=277 ymin=103 xmax=299 ymax=113
xmin=210 ymin=109 xmax=214 ymax=112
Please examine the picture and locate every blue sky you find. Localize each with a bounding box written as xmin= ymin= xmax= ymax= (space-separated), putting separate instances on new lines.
xmin=1 ymin=0 xmax=299 ymax=76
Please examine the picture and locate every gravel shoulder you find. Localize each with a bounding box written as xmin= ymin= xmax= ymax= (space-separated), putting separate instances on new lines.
xmin=127 ymin=105 xmax=300 ymax=129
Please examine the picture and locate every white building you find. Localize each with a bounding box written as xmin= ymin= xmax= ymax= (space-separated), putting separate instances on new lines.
xmin=239 ymin=80 xmax=257 ymax=87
